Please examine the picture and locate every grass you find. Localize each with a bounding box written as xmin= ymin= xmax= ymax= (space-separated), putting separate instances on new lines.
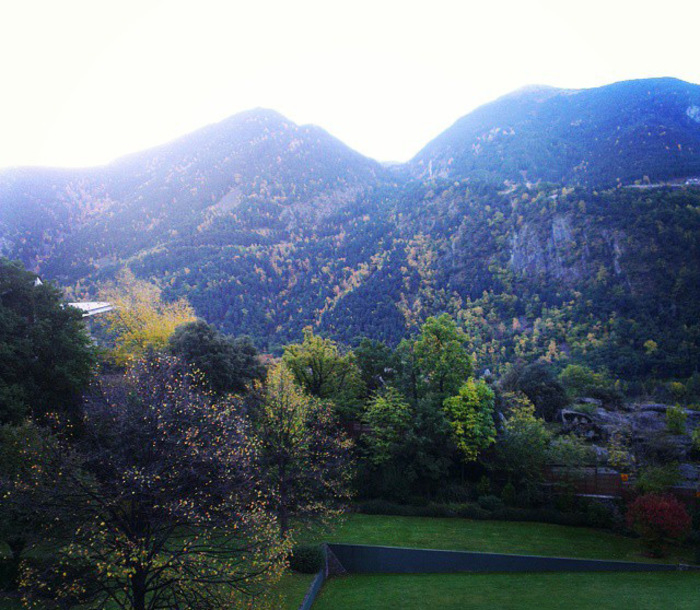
xmin=321 ymin=514 xmax=691 ymax=563
xmin=274 ymin=572 xmax=315 ymax=610
xmin=0 ymin=594 xmax=19 ymax=610
xmin=2 ymin=514 xmax=692 ymax=608
xmin=0 ymin=571 xmax=312 ymax=610
xmin=312 ymin=572 xmax=700 ymax=610
xmin=0 ymin=557 xmax=311 ymax=610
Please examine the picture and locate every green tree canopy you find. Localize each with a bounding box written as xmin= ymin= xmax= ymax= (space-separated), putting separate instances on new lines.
xmin=0 ymin=258 xmax=95 ymax=424
xmin=500 ymin=362 xmax=568 ymax=421
xmin=443 ymin=378 xmax=496 ymax=463
xmin=168 ymin=319 xmax=265 ymax=394
xmin=257 ymin=363 xmax=353 ymax=536
xmin=492 ymin=392 xmax=552 ymax=501
xmin=362 ymin=387 xmax=413 ymax=466
xmin=282 ymin=326 xmax=363 ymax=418
xmin=354 ymin=338 xmax=396 ymax=398
xmin=412 ymin=314 xmax=472 ymax=402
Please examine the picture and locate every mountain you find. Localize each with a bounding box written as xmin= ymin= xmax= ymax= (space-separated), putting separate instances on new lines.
xmin=1 ymin=79 xmax=699 ymax=383
xmin=410 ymin=77 xmax=700 ymax=186
xmin=0 ymin=109 xmax=385 ymax=275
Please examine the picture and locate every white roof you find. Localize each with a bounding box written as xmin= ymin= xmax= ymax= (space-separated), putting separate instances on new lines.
xmin=68 ymin=301 xmax=113 ymax=317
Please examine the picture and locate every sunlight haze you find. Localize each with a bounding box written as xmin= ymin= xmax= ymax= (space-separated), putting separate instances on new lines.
xmin=1 ymin=0 xmax=698 ymax=168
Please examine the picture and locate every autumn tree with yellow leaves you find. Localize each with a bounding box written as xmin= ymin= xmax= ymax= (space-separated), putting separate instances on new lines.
xmin=99 ymin=269 xmax=196 ymax=365
xmin=257 ymin=363 xmax=353 ymax=536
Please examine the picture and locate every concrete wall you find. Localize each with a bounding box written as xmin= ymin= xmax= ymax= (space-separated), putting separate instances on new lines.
xmin=327 ymin=543 xmax=688 ymax=574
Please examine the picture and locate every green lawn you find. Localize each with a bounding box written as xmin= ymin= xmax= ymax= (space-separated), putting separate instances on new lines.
xmin=313 ymin=572 xmax=700 ymax=610
xmin=274 ymin=572 xmax=315 ymax=610
xmin=2 ymin=514 xmax=692 ymax=608
xmin=0 ymin=572 xmax=312 ymax=610
xmin=321 ymin=514 xmax=691 ymax=563
xmin=0 ymin=596 xmax=19 ymax=610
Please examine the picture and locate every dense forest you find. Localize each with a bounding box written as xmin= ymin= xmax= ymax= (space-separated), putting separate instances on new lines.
xmin=1 ymin=78 xmax=699 ymax=390
xmin=3 ymin=77 xmax=700 ymax=608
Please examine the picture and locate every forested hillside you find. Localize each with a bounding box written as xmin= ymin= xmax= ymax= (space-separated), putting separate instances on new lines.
xmin=1 ymin=78 xmax=699 ymax=384
xmin=411 ymin=77 xmax=700 ymax=185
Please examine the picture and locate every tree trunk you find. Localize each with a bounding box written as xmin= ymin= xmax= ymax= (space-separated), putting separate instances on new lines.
xmin=6 ymin=537 xmax=25 ymax=563
xmin=131 ymin=567 xmax=148 ymax=610
xmin=5 ymin=537 xmax=25 ymax=590
xmin=279 ymin=504 xmax=289 ymax=537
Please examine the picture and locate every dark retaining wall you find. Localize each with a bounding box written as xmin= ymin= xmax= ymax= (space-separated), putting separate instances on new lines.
xmin=298 ymin=543 xmax=693 ymax=608
xmin=298 ymin=569 xmax=325 ymax=610
xmin=326 ymin=543 xmax=691 ymax=574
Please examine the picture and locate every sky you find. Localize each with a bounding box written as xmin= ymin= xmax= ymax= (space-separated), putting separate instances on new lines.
xmin=1 ymin=0 xmax=699 ymax=168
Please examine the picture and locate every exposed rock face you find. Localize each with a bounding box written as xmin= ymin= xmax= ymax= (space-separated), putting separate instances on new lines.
xmin=559 ymin=401 xmax=699 ymax=484
xmin=509 ymin=215 xmax=630 ymax=286
xmin=560 ymin=409 xmax=603 ymax=441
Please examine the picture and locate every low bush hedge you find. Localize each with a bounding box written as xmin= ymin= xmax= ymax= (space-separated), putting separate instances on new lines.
xmin=355 ymin=499 xmax=611 ymax=529
xmin=289 ymin=544 xmax=324 ymax=574
xmin=0 ymin=558 xmax=19 ymax=591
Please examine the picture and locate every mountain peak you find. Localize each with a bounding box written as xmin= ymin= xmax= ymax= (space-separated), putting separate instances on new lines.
xmin=411 ymin=77 xmax=700 ymax=185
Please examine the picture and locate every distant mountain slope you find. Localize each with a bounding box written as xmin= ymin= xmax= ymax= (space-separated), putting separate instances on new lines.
xmin=1 ymin=81 xmax=699 ymax=381
xmin=410 ymin=77 xmax=700 ymax=185
xmin=0 ymin=109 xmax=387 ymax=277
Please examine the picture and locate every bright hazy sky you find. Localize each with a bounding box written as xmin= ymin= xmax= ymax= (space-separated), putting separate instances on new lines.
xmin=1 ymin=0 xmax=699 ymax=168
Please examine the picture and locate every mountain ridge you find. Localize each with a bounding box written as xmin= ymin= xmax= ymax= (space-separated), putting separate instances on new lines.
xmin=1 ymin=77 xmax=699 ymax=382
xmin=409 ymin=77 xmax=700 ymax=185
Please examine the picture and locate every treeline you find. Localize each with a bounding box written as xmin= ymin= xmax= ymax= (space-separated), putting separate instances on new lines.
xmin=2 ymin=259 xmax=699 ymax=609
xmin=0 ymin=261 xmax=353 ymax=608
xmin=130 ymin=182 xmax=699 ymax=391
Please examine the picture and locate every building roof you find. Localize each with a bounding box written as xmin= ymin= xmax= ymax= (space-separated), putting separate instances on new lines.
xmin=68 ymin=301 xmax=113 ymax=317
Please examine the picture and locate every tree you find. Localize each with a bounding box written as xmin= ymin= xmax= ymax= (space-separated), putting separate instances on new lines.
xmin=500 ymin=362 xmax=568 ymax=421
xmin=412 ymin=314 xmax=472 ymax=401
xmin=362 ymin=387 xmax=412 ymax=466
xmin=354 ymin=338 xmax=396 ymax=398
xmin=0 ymin=422 xmax=82 ymax=590
xmin=22 ymin=354 xmax=287 ymax=610
xmin=99 ymin=269 xmax=196 ymax=365
xmin=0 ymin=258 xmax=95 ymax=424
xmin=282 ymin=327 xmax=362 ymax=418
xmin=168 ymin=320 xmax=265 ymax=394
xmin=492 ymin=392 xmax=551 ymax=503
xmin=256 ymin=364 xmax=353 ymax=536
xmin=558 ymin=364 xmax=605 ymax=398
xmin=558 ymin=364 xmax=621 ymax=405
xmin=443 ymin=378 xmax=496 ymax=463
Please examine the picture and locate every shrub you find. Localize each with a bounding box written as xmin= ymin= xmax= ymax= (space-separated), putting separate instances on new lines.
xmin=454 ymin=504 xmax=491 ymax=520
xmin=435 ymin=483 xmax=473 ymax=504
xmin=585 ymin=501 xmax=617 ymax=529
xmin=501 ymin=481 xmax=517 ymax=507
xmin=476 ymin=475 xmax=491 ymax=497
xmin=606 ymin=431 xmax=635 ymax=472
xmin=0 ymin=558 xmax=18 ymax=592
xmin=639 ymin=432 xmax=685 ymax=463
xmin=356 ymin=499 xmax=410 ymax=515
xmin=666 ymin=404 xmax=687 ymax=435
xmin=667 ymin=381 xmax=687 ymax=404
xmin=626 ymin=494 xmax=691 ymax=557
xmin=692 ymin=428 xmax=700 ymax=456
xmin=477 ymin=495 xmax=504 ymax=512
xmin=289 ymin=545 xmax=324 ymax=574
xmin=636 ymin=463 xmax=681 ymax=494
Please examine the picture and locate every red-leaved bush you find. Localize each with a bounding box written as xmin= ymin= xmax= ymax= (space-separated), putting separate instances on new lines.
xmin=626 ymin=493 xmax=691 ymax=556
